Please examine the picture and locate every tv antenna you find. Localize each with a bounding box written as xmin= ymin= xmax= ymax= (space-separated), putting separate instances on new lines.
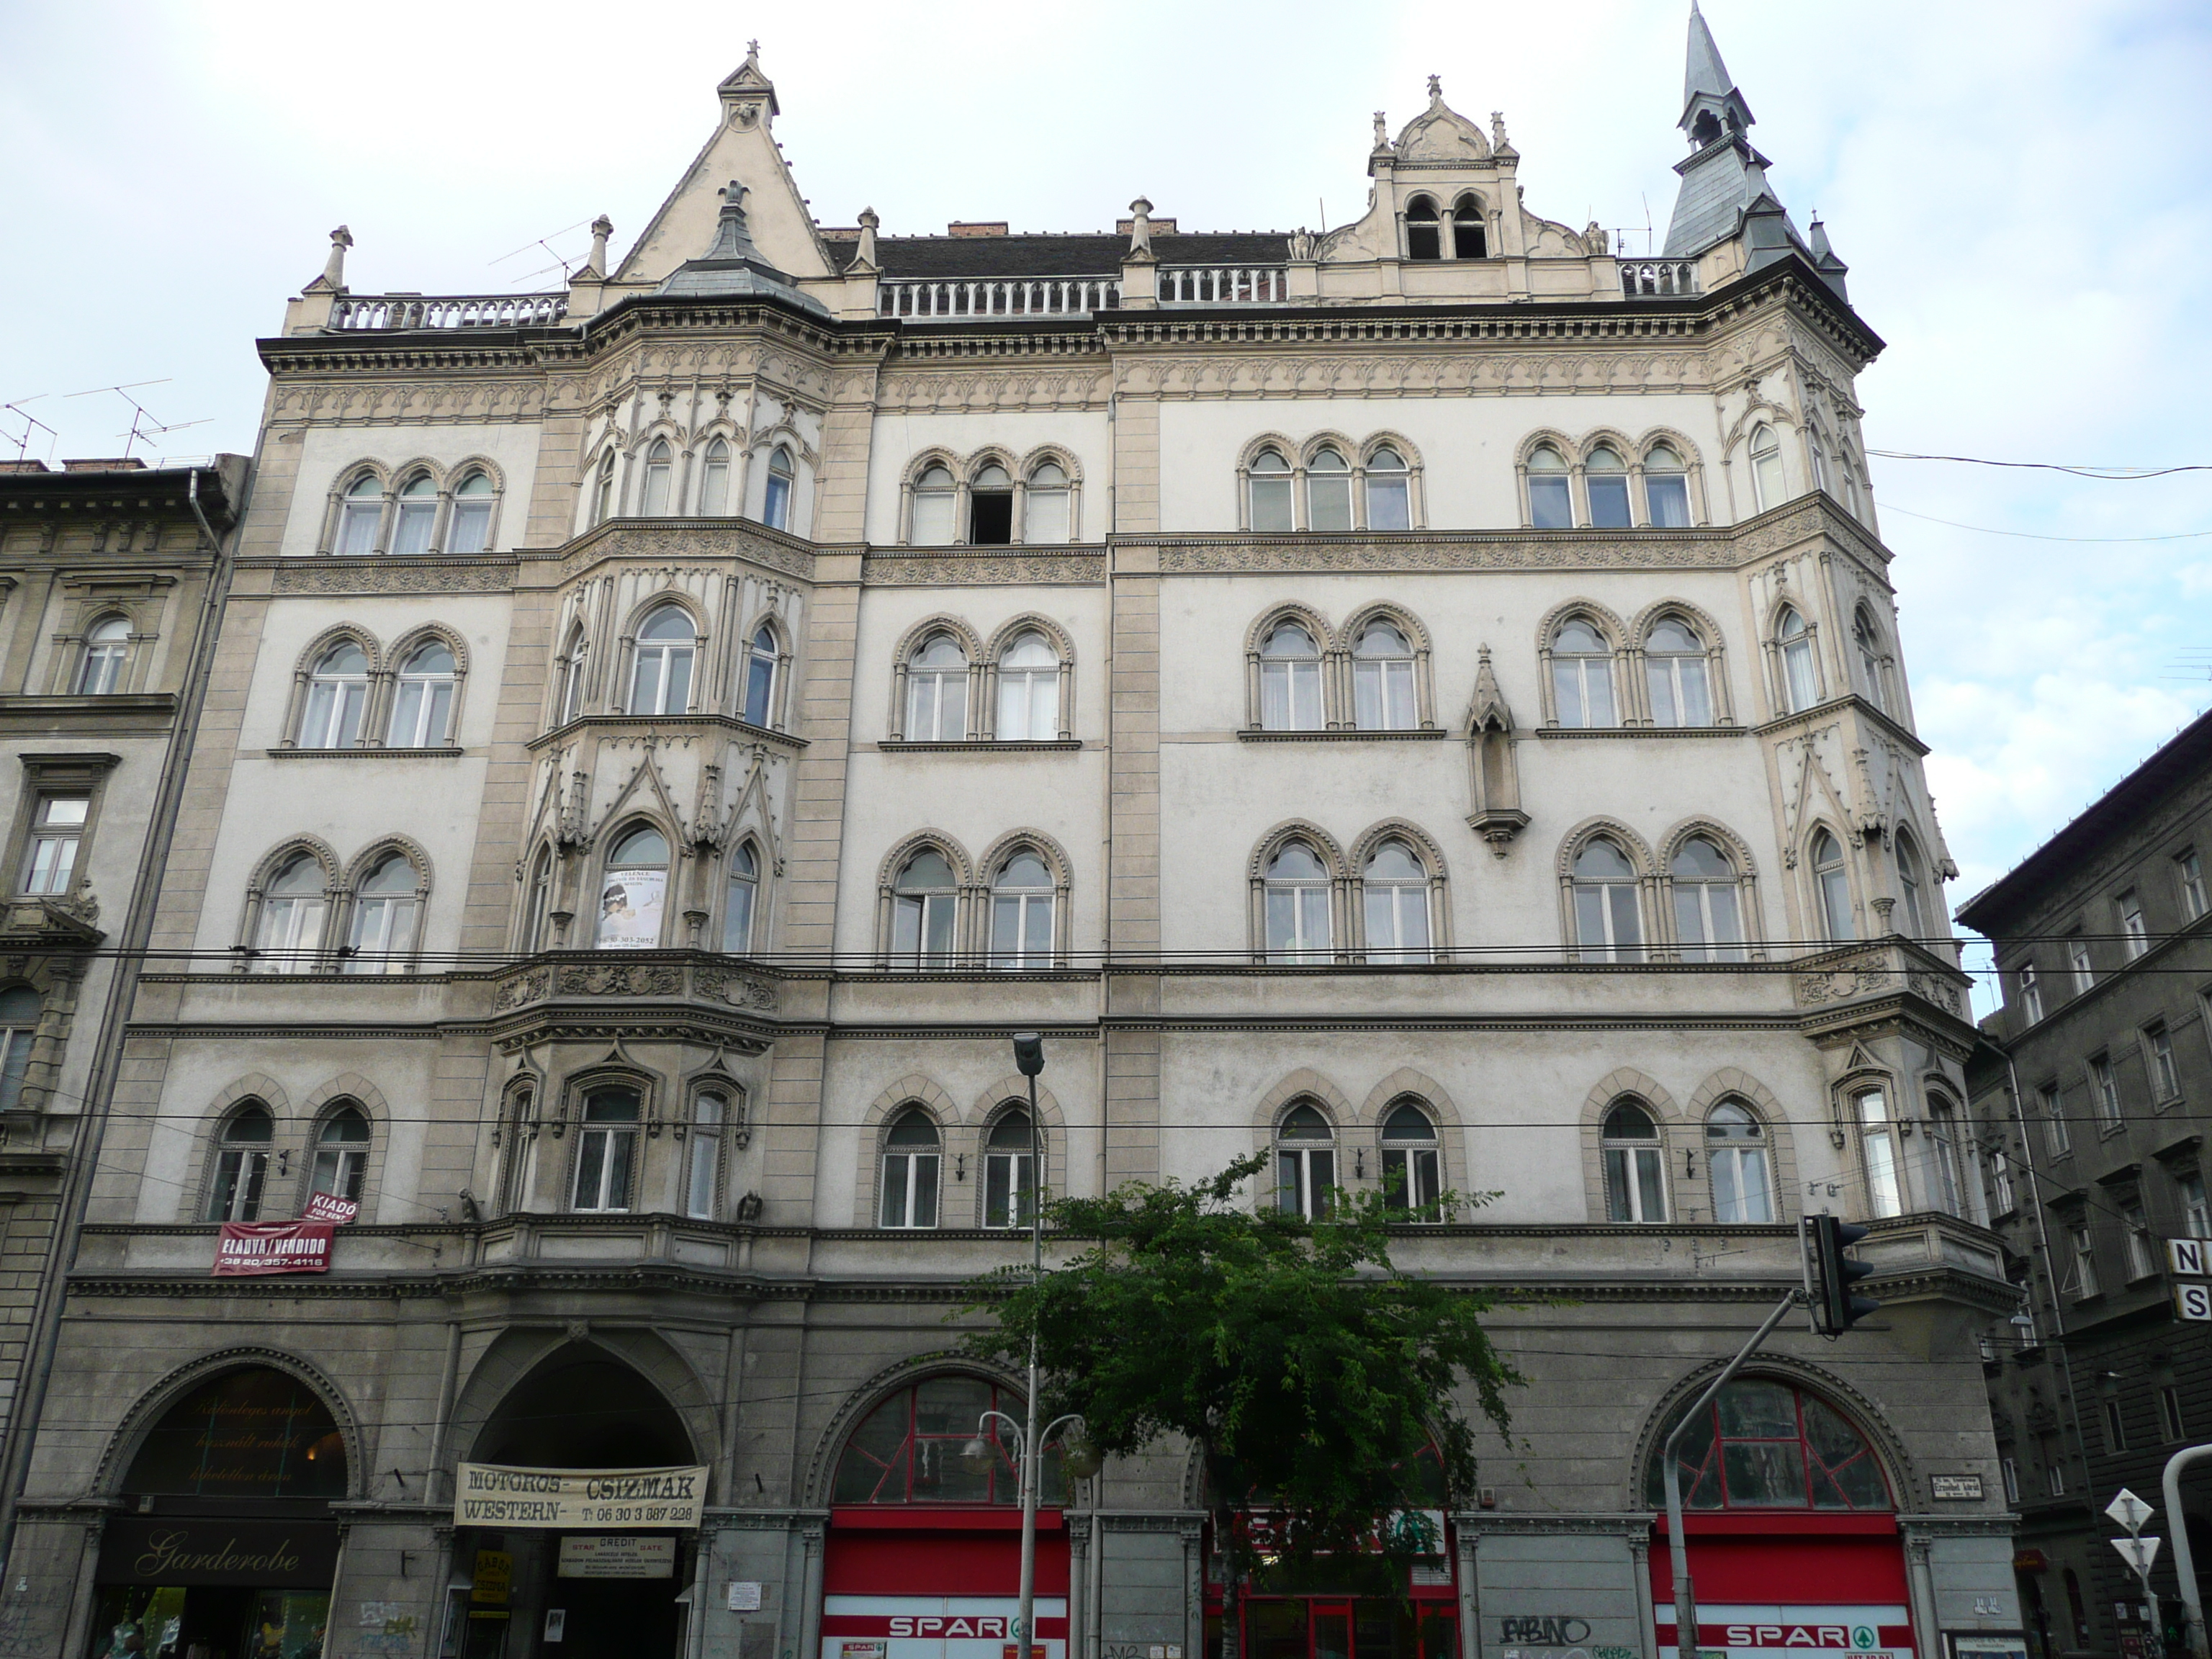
xmin=1 ymin=397 xmax=58 ymax=467
xmin=64 ymin=380 xmax=206 ymax=462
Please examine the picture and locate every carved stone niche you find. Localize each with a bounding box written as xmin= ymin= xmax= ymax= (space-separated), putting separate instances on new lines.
xmin=1463 ymin=647 xmax=1527 ymax=855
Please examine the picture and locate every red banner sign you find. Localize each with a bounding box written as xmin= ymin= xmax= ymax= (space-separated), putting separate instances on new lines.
xmin=301 ymin=1192 xmax=358 ymax=1225
xmin=214 ymin=1220 xmax=333 ymax=1276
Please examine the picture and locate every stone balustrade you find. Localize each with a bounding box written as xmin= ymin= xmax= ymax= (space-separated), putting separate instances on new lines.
xmin=877 ymin=277 xmax=1121 ymax=321
xmin=329 ymin=292 xmax=570 ymax=331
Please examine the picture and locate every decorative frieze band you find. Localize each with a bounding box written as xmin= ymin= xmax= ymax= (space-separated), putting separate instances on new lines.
xmin=267 ymin=557 xmax=518 ymax=595
xmin=863 ymin=552 xmax=1107 ymax=586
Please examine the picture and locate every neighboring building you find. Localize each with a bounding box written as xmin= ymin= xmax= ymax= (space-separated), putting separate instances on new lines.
xmin=1960 ymin=709 xmax=2212 ymax=1659
xmin=0 ymin=453 xmax=245 ymax=1551
xmin=8 ymin=16 xmax=2025 ymax=1659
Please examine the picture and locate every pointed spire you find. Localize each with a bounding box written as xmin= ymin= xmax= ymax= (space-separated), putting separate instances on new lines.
xmin=1677 ymin=1 xmax=1754 ymax=144
xmin=1684 ymin=2 xmax=1732 ymax=109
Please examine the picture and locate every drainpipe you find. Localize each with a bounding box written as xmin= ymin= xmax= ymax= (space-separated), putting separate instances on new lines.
xmin=0 ymin=454 xmax=253 ymax=1577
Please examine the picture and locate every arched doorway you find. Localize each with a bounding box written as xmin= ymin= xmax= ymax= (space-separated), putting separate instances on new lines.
xmin=823 ymin=1373 xmax=1074 ymax=1658
xmin=448 ymin=1346 xmax=705 ymax=1659
xmin=1644 ymin=1375 xmax=1912 ymax=1659
xmin=91 ymin=1363 xmax=348 ymax=1658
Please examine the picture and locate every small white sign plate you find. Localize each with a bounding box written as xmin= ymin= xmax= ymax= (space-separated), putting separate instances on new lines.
xmin=2170 ymin=1238 xmax=2209 ymax=1277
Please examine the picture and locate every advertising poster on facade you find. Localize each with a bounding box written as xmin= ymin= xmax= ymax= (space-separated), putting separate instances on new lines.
xmin=454 ymin=1464 xmax=709 ymax=1529
xmin=558 ymin=1535 xmax=677 ymax=1578
xmin=301 ymin=1192 xmax=358 ymax=1225
xmin=212 ymin=1220 xmax=333 ymax=1277
xmin=595 ymin=868 xmax=665 ymax=948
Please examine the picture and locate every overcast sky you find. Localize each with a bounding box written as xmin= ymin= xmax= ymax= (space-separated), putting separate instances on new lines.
xmin=4 ymin=1 xmax=2208 ymax=992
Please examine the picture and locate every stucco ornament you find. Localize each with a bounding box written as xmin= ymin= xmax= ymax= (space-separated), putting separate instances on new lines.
xmin=1395 ymin=80 xmax=1492 ymax=161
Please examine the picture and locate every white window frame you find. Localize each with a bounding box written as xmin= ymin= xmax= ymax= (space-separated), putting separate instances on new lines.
xmin=1643 ymin=619 xmax=1713 ymax=728
xmin=2183 ymin=1172 xmax=2211 ymax=1240
xmin=2067 ymin=1224 xmax=2100 ymax=1298
xmin=1360 ymin=841 xmax=1431 ymax=964
xmin=1601 ymin=1103 xmax=1667 ymax=1223
xmin=982 ymin=1110 xmax=1038 ymax=1230
xmin=742 ymin=625 xmax=779 ymax=728
xmin=76 ymin=616 xmax=129 ymax=696
xmin=343 ymin=853 xmax=421 ymax=974
xmin=2090 ymin=1054 xmax=2121 ymax=1128
xmin=1274 ymin=1108 xmax=1336 ymax=1220
xmin=2018 ymin=961 xmax=2044 ymax=1023
xmin=2123 ymin=1203 xmax=2157 ymax=1280
xmin=19 ymin=793 xmax=87 ymax=896
xmin=995 ymin=631 xmax=1061 ymax=742
xmin=390 ymin=475 xmax=437 ymax=557
xmin=878 ymin=1112 xmax=942 ymax=1228
xmin=2179 ymin=850 xmax=2208 ymax=921
xmin=686 ymin=1091 xmax=728 ymax=1220
xmin=1379 ymin=1102 xmax=1441 ymax=1218
xmin=1350 ymin=619 xmax=1418 ymax=732
xmin=2040 ymin=1083 xmax=2070 ymax=1156
xmin=1858 ymin=1088 xmax=1902 ymax=1218
xmin=2118 ymin=891 xmax=2149 ymax=960
xmin=988 ymin=850 xmax=1056 ymax=970
xmin=570 ymin=1089 xmax=640 ymax=1213
xmin=299 ymin=644 xmax=371 ymax=749
xmin=2147 ymin=1023 xmax=2180 ymax=1100
xmin=208 ymin=1115 xmax=272 ymax=1222
xmin=1262 ymin=843 xmax=1333 ymax=964
xmin=904 ymin=635 xmax=970 ymax=741
xmin=629 ymin=608 xmax=697 ymax=716
xmin=1705 ymin=1102 xmax=1774 ymax=1223
xmin=309 ymin=1107 xmax=370 ymax=1205
xmin=1257 ymin=621 xmax=1323 ymax=732
xmin=387 ymin=641 xmax=457 ymax=748
xmin=2067 ymin=933 xmax=2093 ymax=993
xmin=1550 ymin=622 xmax=1618 ymax=729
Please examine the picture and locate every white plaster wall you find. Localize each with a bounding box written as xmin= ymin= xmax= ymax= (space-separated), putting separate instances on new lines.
xmin=1155 ymin=395 xmax=1730 ymax=533
xmin=282 ymin=423 xmax=545 ymax=557
xmin=862 ymin=411 xmax=1110 ymax=544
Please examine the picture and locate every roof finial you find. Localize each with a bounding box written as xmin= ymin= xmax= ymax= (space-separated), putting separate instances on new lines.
xmin=313 ymin=225 xmax=353 ymax=293
xmin=1127 ymin=197 xmax=1155 ymax=256
xmin=745 ymin=38 xmax=760 ymax=63
xmin=1426 ymin=73 xmax=1442 ymax=103
xmin=1372 ymin=110 xmax=1390 ymax=151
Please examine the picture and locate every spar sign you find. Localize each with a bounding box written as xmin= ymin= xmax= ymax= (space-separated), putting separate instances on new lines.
xmin=1655 ymin=1601 xmax=1912 ymax=1659
xmin=822 ymin=1596 xmax=1066 ymax=1659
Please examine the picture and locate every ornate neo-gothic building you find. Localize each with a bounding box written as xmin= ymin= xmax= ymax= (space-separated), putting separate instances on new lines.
xmin=17 ymin=13 xmax=2029 ymax=1659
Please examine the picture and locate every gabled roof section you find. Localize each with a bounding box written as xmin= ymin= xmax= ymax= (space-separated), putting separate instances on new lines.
xmin=657 ymin=181 xmax=830 ymax=317
xmin=1393 ymin=77 xmax=1491 ymax=163
xmin=616 ymin=44 xmax=832 ymax=287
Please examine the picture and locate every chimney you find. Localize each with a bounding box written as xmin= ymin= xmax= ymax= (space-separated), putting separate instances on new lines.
xmin=947 ymin=222 xmax=1008 ymax=238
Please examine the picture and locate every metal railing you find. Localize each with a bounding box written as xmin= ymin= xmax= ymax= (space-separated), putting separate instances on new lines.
xmin=878 ymin=277 xmax=1120 ymax=320
xmin=1619 ymin=261 xmax=1699 ymax=297
xmin=1156 ymin=266 xmax=1287 ymax=304
xmin=331 ymin=292 xmax=570 ymax=331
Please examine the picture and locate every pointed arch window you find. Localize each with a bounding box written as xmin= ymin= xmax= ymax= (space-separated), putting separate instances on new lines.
xmin=1750 ymin=423 xmax=1786 ymax=511
xmin=1259 ymin=619 xmax=1323 ymax=731
xmin=77 ymin=616 xmax=129 ymax=696
xmin=1550 ymin=619 xmax=1617 ymax=729
xmin=1025 ymin=459 xmax=1071 ymax=544
xmin=1405 ymin=197 xmax=1442 ymax=261
xmin=1305 ymin=447 xmax=1352 ymax=531
xmin=1601 ymin=1101 xmax=1666 ymax=1222
xmin=997 ymin=631 xmax=1060 ymax=741
xmin=1572 ymin=839 xmax=1642 ymax=962
xmin=743 ymin=624 xmax=778 ymax=727
xmin=1706 ymin=1101 xmax=1772 ymax=1222
xmin=571 ymin=1086 xmax=639 ymax=1213
xmin=207 ymin=1104 xmax=274 ymax=1221
xmin=878 ymin=1108 xmax=941 ymax=1228
xmin=1362 ymin=839 xmax=1431 ymax=963
xmin=1451 ymin=197 xmax=1486 ymax=259
xmin=1812 ymin=830 xmax=1854 ymax=943
xmin=448 ymin=470 xmax=494 ymax=553
xmin=310 ymin=1106 xmax=370 ymax=1204
xmin=1644 ymin=444 xmax=1691 ymax=527
xmin=832 ymin=1377 xmax=1051 ymax=1505
xmin=1585 ymin=446 xmax=1632 ymax=529
xmin=523 ymin=846 xmax=554 ymax=952
xmin=300 ymin=642 xmax=370 ymax=749
xmin=969 ymin=461 xmax=1012 ymax=544
xmin=253 ymin=853 xmax=328 ymax=972
xmin=1853 ymin=606 xmax=1889 ymax=712
xmin=989 ymin=849 xmax=1056 ymax=969
xmin=1380 ymin=1100 xmax=1442 ymax=1214
xmin=1275 ymin=1103 xmax=1336 ymax=1218
xmin=388 ymin=639 xmax=457 ymax=747
xmin=596 ymin=825 xmax=669 ymax=949
xmin=723 ymin=842 xmax=758 ymax=954
xmin=558 ymin=627 xmax=589 ymax=724
xmin=1645 ymin=617 xmax=1712 ymax=727
xmin=911 ymin=464 xmax=956 ymax=544
xmin=640 ymin=439 xmax=675 ymax=516
xmin=1248 ymin=449 xmax=1294 ymax=533
xmin=1647 ymin=1380 xmax=1891 ymax=1511
xmin=1527 ymin=446 xmax=1572 ymax=529
xmin=1776 ymin=608 xmax=1819 ymax=712
xmin=891 ymin=848 xmax=958 ymax=968
xmin=1352 ymin=619 xmax=1416 ymax=731
xmin=336 ymin=474 xmax=383 ymax=556
xmin=629 ymin=606 xmax=696 ymax=716
xmin=699 ymin=439 xmax=733 ymax=516
xmin=592 ymin=450 xmax=616 ymax=526
xmin=1364 ymin=446 xmax=1411 ymax=530
xmin=1895 ymin=831 xmax=1928 ymax=940
xmin=1264 ymin=841 xmax=1332 ymax=963
xmin=984 ymin=1108 xmax=1038 ymax=1228
xmin=1670 ymin=836 xmax=1745 ymax=962
xmin=343 ymin=852 xmax=420 ymax=974
xmin=392 ymin=474 xmax=438 ymax=557
xmin=763 ymin=446 xmax=796 ymax=531
xmin=0 ymin=986 xmax=40 ymax=1113
xmin=905 ymin=633 xmax=969 ymax=740
xmin=688 ymin=1089 xmax=729 ymax=1219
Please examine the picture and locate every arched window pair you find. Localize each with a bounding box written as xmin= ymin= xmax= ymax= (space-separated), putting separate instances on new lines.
xmin=206 ymin=1100 xmax=371 ymax=1221
xmin=896 ymin=629 xmax=1066 ymax=743
xmin=1254 ymin=613 xmax=1426 ymax=732
xmin=250 ymin=848 xmax=425 ymax=974
xmin=877 ymin=1104 xmax=1042 ymax=1231
xmin=295 ymin=637 xmax=461 ymax=750
xmin=886 ymin=843 xmax=1060 ymax=969
xmin=75 ymin=616 xmax=131 ymax=696
xmin=1246 ymin=444 xmax=1413 ymax=534
xmin=909 ymin=457 xmax=1075 ymax=547
xmin=333 ymin=467 xmax=495 ymax=557
xmin=1270 ymin=1097 xmax=1442 ymax=1220
xmin=1524 ymin=443 xmax=1691 ymax=529
xmin=1259 ymin=836 xmax=1436 ymax=963
xmin=1403 ymin=194 xmax=1486 ymax=261
xmin=1568 ymin=833 xmax=1750 ymax=963
xmin=1601 ymin=1097 xmax=1772 ymax=1224
xmin=1545 ymin=612 xmax=1719 ymax=729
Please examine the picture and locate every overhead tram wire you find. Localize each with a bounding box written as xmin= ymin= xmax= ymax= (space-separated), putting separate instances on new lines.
xmin=1866 ymin=449 xmax=2211 ymax=480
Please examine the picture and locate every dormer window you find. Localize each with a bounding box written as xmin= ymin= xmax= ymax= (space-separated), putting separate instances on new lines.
xmin=970 ymin=462 xmax=1013 ymax=544
xmin=1452 ymin=197 xmax=1486 ymax=258
xmin=1405 ymin=197 xmax=1442 ymax=261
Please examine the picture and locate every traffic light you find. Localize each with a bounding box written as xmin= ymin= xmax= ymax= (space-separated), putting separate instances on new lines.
xmin=1803 ymin=1214 xmax=1881 ymax=1336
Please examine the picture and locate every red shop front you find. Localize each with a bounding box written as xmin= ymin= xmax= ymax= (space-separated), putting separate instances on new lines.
xmin=822 ymin=1508 xmax=1070 ymax=1659
xmin=1205 ymin=1509 xmax=1460 ymax=1659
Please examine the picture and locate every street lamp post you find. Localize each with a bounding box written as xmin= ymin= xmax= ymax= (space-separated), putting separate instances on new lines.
xmin=1012 ymin=1033 xmax=1050 ymax=1652
xmin=965 ymin=1407 xmax=1102 ymax=1655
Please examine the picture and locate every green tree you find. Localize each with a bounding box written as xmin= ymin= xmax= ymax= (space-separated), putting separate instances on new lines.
xmin=961 ymin=1154 xmax=1520 ymax=1603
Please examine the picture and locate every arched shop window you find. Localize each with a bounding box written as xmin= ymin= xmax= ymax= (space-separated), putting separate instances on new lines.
xmin=1645 ymin=1377 xmax=1892 ymax=1510
xmin=832 ymin=1375 xmax=1065 ymax=1505
xmin=125 ymin=1367 xmax=346 ymax=1498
